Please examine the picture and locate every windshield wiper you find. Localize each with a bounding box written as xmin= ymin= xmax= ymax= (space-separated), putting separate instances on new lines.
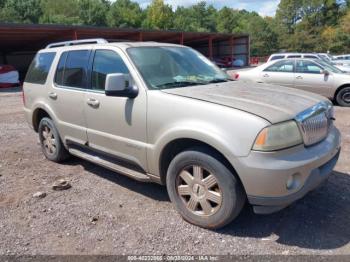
xmin=156 ymin=81 xmax=205 ymax=88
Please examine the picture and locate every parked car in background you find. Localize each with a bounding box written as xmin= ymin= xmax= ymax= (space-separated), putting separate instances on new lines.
xmin=0 ymin=65 xmax=20 ymax=88
xmin=23 ymin=39 xmax=341 ymax=229
xmin=237 ymin=58 xmax=350 ymax=106
xmin=268 ymin=53 xmax=348 ymax=72
xmin=267 ymin=53 xmax=324 ymax=62
xmin=334 ymin=54 xmax=350 ymax=60
xmin=317 ymin=53 xmax=334 ymax=61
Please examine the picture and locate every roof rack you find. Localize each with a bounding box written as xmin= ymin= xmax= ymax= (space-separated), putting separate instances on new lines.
xmin=46 ymin=38 xmax=108 ymax=49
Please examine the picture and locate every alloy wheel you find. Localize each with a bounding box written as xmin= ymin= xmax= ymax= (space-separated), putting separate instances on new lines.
xmin=176 ymin=165 xmax=222 ymax=217
xmin=42 ymin=125 xmax=57 ymax=155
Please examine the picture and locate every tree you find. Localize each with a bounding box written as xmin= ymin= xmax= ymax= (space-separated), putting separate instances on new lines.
xmin=216 ymin=7 xmax=240 ymax=33
xmin=107 ymin=0 xmax=143 ymax=28
xmin=40 ymin=0 xmax=82 ymax=25
xmin=78 ymin=0 xmax=109 ymax=26
xmin=0 ymin=0 xmax=42 ymax=23
xmin=143 ymin=0 xmax=173 ymax=30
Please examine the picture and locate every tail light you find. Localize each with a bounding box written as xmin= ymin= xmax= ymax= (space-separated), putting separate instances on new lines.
xmin=22 ymin=86 xmax=26 ymax=106
xmin=231 ymin=73 xmax=239 ymax=80
xmin=229 ymin=72 xmax=239 ymax=80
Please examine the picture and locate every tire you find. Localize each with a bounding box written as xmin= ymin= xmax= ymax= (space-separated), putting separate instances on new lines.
xmin=166 ymin=147 xmax=245 ymax=229
xmin=38 ymin=117 xmax=69 ymax=162
xmin=336 ymin=86 xmax=350 ymax=107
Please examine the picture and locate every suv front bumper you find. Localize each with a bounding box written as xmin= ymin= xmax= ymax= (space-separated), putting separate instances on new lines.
xmin=234 ymin=126 xmax=341 ymax=214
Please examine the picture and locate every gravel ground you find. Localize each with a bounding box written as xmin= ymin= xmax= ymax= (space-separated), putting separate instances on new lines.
xmin=0 ymin=89 xmax=349 ymax=255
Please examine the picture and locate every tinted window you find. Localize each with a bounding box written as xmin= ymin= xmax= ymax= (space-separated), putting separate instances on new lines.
xmin=304 ymin=55 xmax=318 ymax=59
xmin=25 ymin=52 xmax=56 ymax=84
xmin=287 ymin=55 xmax=301 ymax=58
xmin=270 ymin=55 xmax=285 ymax=61
xmin=264 ymin=60 xmax=294 ymax=72
xmin=91 ymin=50 xmax=129 ymax=91
xmin=296 ymin=60 xmax=323 ymax=74
xmin=55 ymin=50 xmax=90 ymax=88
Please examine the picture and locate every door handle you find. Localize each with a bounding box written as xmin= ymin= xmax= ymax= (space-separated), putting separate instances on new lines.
xmin=48 ymin=92 xmax=57 ymax=99
xmin=87 ymin=98 xmax=100 ymax=108
xmin=296 ymin=76 xmax=303 ymax=79
xmin=263 ymin=74 xmax=269 ymax=77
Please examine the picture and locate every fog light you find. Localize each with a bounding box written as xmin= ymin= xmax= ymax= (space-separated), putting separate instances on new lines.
xmin=286 ymin=173 xmax=301 ymax=190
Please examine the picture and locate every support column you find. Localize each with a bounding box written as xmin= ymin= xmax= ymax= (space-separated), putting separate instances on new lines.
xmin=179 ymin=32 xmax=184 ymax=45
xmin=2 ymin=52 xmax=7 ymax=64
xmin=229 ymin=36 xmax=234 ymax=61
xmin=208 ymin=36 xmax=213 ymax=60
xmin=73 ymin=30 xmax=78 ymax=40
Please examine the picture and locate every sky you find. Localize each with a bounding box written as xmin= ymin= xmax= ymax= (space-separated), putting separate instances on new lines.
xmin=135 ymin=0 xmax=280 ymax=17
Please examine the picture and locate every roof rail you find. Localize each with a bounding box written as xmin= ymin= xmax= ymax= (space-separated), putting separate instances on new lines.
xmin=46 ymin=38 xmax=108 ymax=49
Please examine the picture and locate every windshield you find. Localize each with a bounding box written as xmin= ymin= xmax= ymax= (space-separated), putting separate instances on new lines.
xmin=317 ymin=60 xmax=343 ymax=73
xmin=127 ymin=46 xmax=229 ymax=90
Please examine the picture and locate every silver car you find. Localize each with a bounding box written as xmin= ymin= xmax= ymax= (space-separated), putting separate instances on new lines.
xmin=23 ymin=39 xmax=341 ymax=229
xmin=237 ymin=58 xmax=350 ymax=106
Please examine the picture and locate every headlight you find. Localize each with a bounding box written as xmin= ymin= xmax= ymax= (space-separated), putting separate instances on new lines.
xmin=253 ymin=121 xmax=303 ymax=151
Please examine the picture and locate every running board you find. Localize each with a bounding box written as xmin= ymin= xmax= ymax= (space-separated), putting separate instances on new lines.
xmin=68 ymin=148 xmax=152 ymax=182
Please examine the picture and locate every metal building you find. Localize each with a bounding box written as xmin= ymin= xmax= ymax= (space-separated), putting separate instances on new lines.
xmin=0 ymin=23 xmax=250 ymax=80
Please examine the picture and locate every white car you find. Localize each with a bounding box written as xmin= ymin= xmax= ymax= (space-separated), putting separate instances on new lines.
xmin=236 ymin=58 xmax=350 ymax=106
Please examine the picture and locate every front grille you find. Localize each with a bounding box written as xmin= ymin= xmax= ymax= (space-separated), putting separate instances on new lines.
xmin=296 ymin=102 xmax=333 ymax=146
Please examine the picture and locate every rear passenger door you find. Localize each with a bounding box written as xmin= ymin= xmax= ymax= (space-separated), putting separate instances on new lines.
xmin=84 ymin=48 xmax=148 ymax=169
xmin=260 ymin=60 xmax=295 ymax=88
xmin=49 ymin=49 xmax=91 ymax=145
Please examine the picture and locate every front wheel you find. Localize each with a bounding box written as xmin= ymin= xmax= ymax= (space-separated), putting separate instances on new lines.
xmin=166 ymin=147 xmax=245 ymax=229
xmin=336 ymin=86 xmax=350 ymax=107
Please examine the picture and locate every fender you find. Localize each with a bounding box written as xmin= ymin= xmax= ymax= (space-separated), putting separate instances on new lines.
xmin=147 ymin=120 xmax=245 ymax=177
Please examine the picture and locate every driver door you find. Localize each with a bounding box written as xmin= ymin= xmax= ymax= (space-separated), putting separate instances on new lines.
xmin=84 ymin=48 xmax=148 ymax=169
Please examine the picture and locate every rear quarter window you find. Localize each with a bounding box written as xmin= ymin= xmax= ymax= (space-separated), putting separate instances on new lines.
xmin=25 ymin=52 xmax=56 ymax=84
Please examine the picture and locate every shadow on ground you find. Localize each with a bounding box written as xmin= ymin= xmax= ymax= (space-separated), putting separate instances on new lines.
xmin=66 ymin=157 xmax=350 ymax=250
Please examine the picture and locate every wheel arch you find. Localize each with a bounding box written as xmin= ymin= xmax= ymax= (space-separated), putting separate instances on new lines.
xmin=158 ymin=138 xmax=246 ymax=194
xmin=32 ymin=107 xmax=53 ymax=132
xmin=334 ymin=84 xmax=350 ymax=103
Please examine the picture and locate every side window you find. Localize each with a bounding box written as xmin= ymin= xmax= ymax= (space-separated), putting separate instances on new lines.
xmin=304 ymin=55 xmax=317 ymax=59
xmin=55 ymin=50 xmax=90 ymax=88
xmin=287 ymin=55 xmax=301 ymax=58
xmin=270 ymin=55 xmax=285 ymax=61
xmin=296 ymin=60 xmax=323 ymax=74
xmin=91 ymin=50 xmax=129 ymax=91
xmin=264 ymin=60 xmax=294 ymax=73
xmin=25 ymin=52 xmax=56 ymax=84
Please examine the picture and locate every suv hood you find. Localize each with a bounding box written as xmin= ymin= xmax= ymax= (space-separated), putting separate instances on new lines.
xmin=162 ymin=81 xmax=328 ymax=123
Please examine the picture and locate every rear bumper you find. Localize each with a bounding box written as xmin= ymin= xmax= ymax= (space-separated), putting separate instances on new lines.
xmin=233 ymin=126 xmax=341 ymax=214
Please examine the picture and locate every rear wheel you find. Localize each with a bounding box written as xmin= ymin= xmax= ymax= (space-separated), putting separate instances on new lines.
xmin=38 ymin=117 xmax=69 ymax=162
xmin=166 ymin=147 xmax=245 ymax=229
xmin=336 ymin=86 xmax=350 ymax=107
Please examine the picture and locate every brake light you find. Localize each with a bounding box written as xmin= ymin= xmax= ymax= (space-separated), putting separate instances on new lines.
xmin=22 ymin=87 xmax=26 ymax=106
xmin=234 ymin=73 xmax=240 ymax=80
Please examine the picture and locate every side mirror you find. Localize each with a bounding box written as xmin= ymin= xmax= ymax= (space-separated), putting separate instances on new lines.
xmin=105 ymin=73 xmax=138 ymax=98
xmin=321 ymin=69 xmax=330 ymax=75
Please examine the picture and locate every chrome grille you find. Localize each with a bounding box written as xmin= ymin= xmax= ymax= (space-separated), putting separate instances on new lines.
xmin=296 ymin=102 xmax=333 ymax=146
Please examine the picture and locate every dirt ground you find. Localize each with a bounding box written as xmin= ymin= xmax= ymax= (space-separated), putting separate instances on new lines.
xmin=0 ymin=89 xmax=349 ymax=255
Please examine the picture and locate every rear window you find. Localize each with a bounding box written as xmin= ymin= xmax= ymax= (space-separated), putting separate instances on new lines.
xmin=55 ymin=50 xmax=90 ymax=88
xmin=25 ymin=52 xmax=56 ymax=84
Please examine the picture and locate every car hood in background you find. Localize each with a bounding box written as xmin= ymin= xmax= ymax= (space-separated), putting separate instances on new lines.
xmin=162 ymin=81 xmax=328 ymax=124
